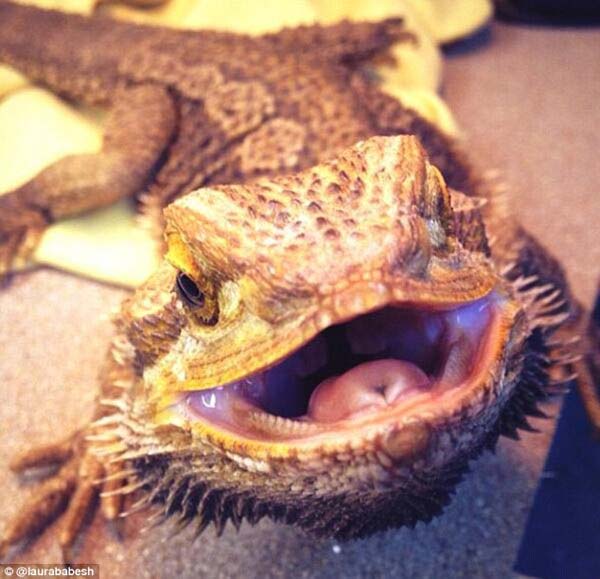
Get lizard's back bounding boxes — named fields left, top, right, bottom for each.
left=0, top=1, right=252, bottom=104
left=0, top=0, right=475, bottom=214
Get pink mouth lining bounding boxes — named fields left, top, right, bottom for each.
left=181, top=293, right=497, bottom=438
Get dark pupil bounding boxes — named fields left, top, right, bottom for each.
left=176, top=273, right=205, bottom=307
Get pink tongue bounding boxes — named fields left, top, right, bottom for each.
left=307, top=359, right=431, bottom=423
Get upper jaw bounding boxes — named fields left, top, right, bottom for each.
left=144, top=263, right=500, bottom=403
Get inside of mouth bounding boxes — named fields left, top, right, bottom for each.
left=181, top=293, right=498, bottom=438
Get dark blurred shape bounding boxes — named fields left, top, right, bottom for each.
left=443, top=27, right=492, bottom=56
left=495, top=0, right=600, bottom=24
left=514, top=386, right=600, bottom=579
left=592, top=285, right=600, bottom=329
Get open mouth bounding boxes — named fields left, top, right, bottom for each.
left=179, top=292, right=502, bottom=441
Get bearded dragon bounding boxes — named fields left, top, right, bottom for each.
left=0, top=0, right=598, bottom=563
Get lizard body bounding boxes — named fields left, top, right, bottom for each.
left=0, top=0, right=469, bottom=265
left=0, top=0, right=597, bottom=562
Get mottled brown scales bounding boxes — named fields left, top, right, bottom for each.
left=164, top=138, right=488, bottom=303
left=0, top=0, right=597, bottom=565
left=0, top=0, right=429, bottom=266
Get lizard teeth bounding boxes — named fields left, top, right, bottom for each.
left=247, top=411, right=320, bottom=435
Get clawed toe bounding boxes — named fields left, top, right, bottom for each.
left=0, top=462, right=77, bottom=560
left=9, top=436, right=75, bottom=474
left=1, top=434, right=127, bottom=562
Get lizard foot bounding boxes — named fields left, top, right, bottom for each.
left=1, top=433, right=127, bottom=562
left=0, top=190, right=47, bottom=282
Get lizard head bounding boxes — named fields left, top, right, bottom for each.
left=116, top=136, right=537, bottom=537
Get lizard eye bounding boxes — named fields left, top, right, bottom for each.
left=176, top=272, right=205, bottom=307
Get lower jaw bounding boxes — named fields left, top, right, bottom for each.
left=173, top=291, right=507, bottom=444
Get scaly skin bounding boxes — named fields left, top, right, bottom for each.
left=0, top=0, right=595, bottom=563
left=0, top=0, right=428, bottom=267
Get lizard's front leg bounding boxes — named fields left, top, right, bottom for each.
left=0, top=433, right=127, bottom=563
left=0, top=84, right=176, bottom=279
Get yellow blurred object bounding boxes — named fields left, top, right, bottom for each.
left=12, top=0, right=96, bottom=11
left=35, top=199, right=160, bottom=287
left=104, top=0, right=317, bottom=31
left=0, top=87, right=159, bottom=286
left=0, top=0, right=486, bottom=287
left=0, top=88, right=102, bottom=193
left=404, top=0, right=493, bottom=45
left=0, top=67, right=28, bottom=99
left=312, top=0, right=442, bottom=91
